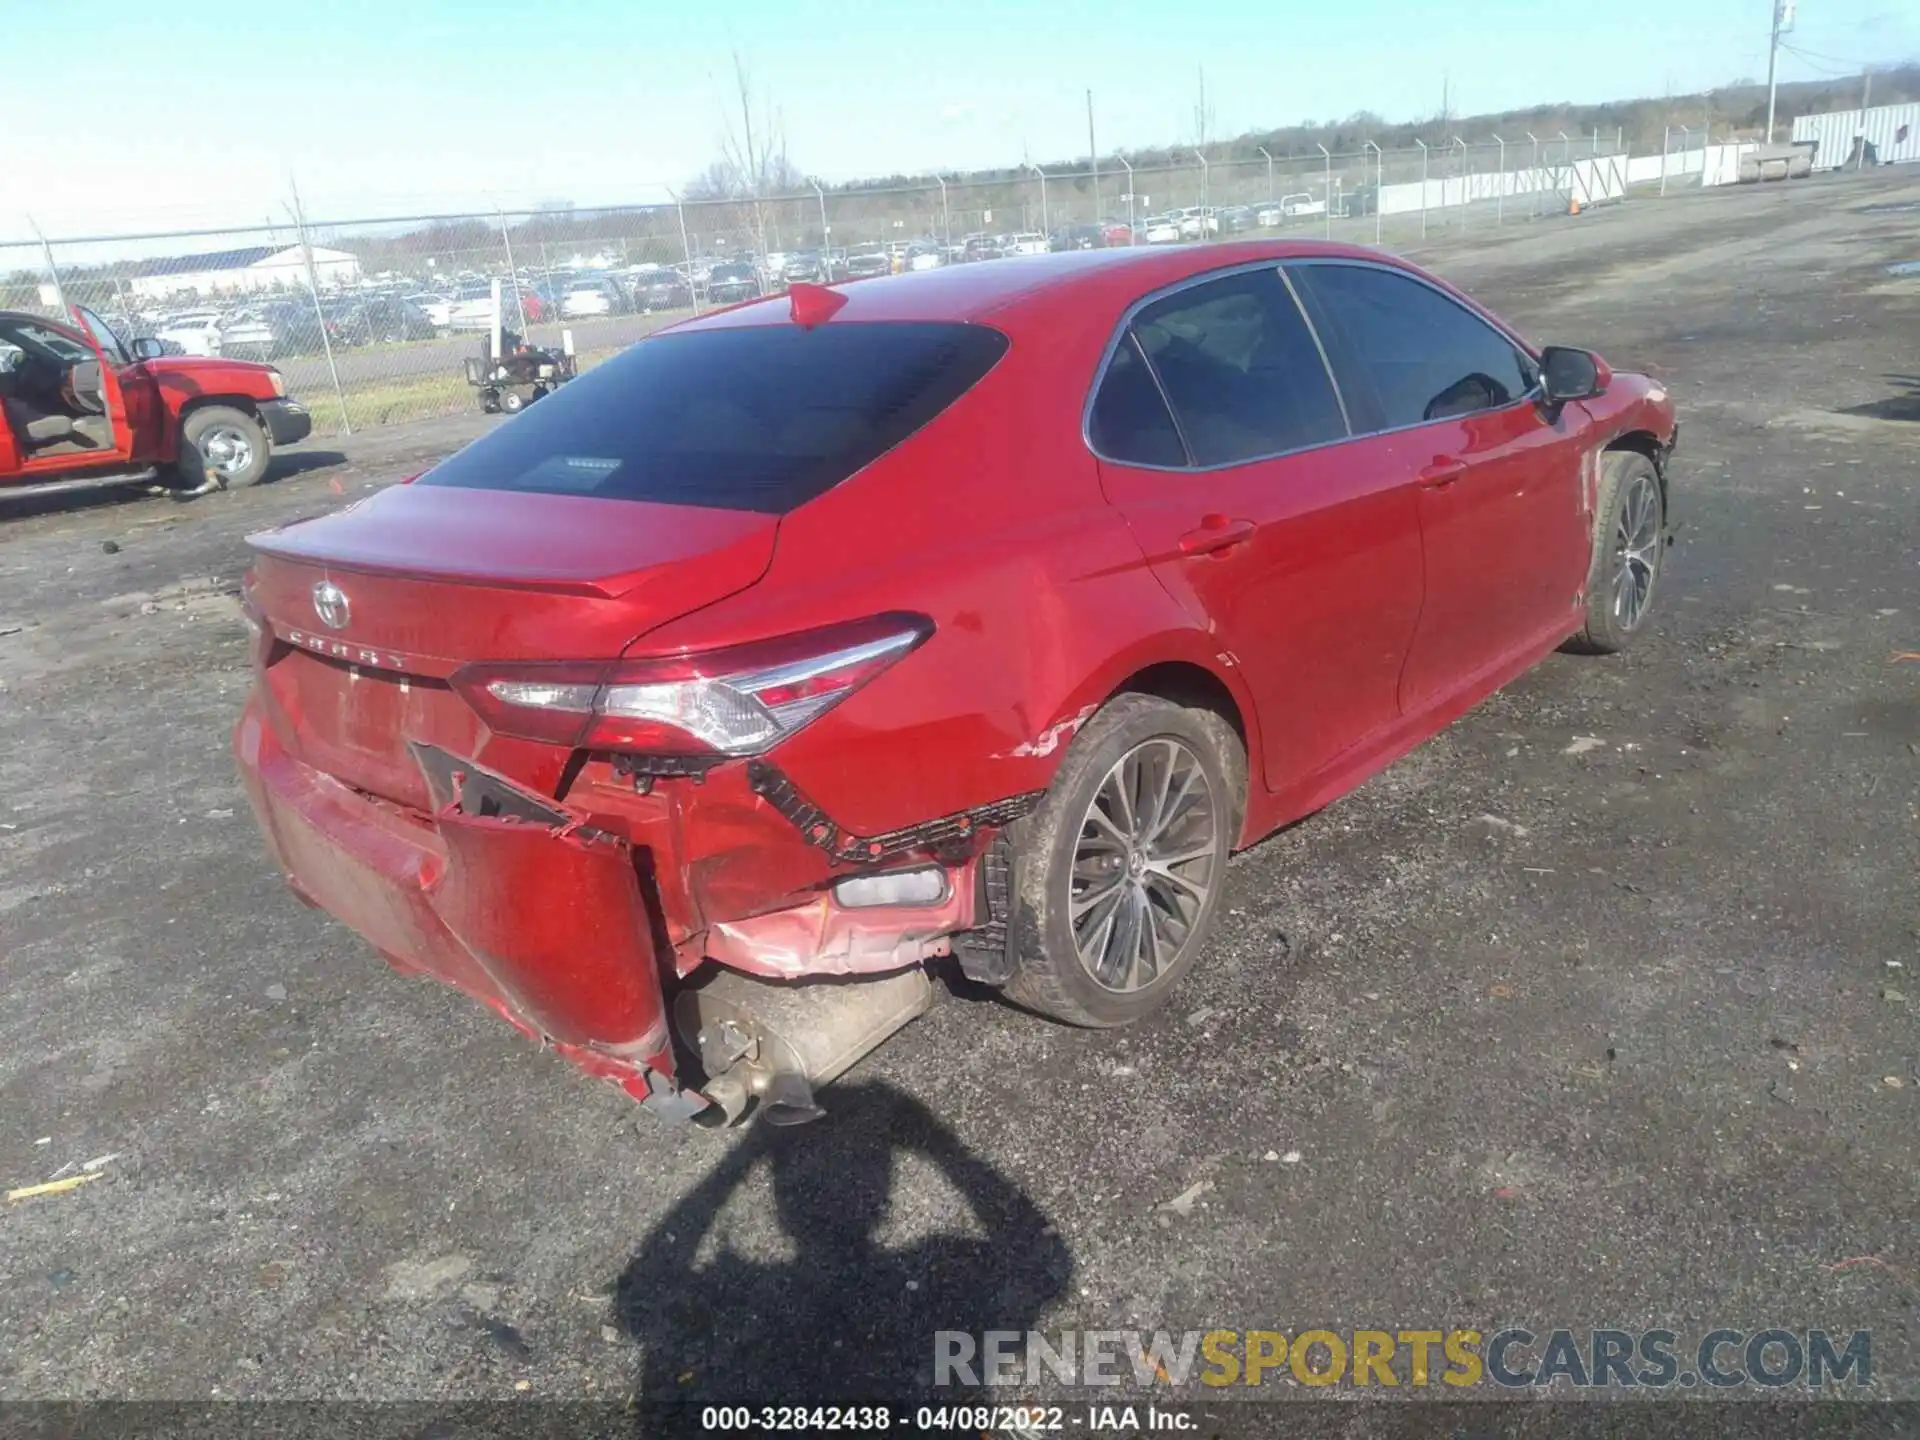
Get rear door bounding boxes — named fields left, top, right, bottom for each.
left=1091, top=265, right=1426, bottom=794
left=1289, top=261, right=1590, bottom=711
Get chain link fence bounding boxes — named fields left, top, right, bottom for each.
left=5, top=129, right=1670, bottom=440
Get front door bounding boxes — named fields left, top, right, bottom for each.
left=75, top=305, right=162, bottom=465
left=1090, top=265, right=1426, bottom=794
left=1289, top=261, right=1592, bottom=710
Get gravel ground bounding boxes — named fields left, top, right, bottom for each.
left=1, top=169, right=1917, bottom=1423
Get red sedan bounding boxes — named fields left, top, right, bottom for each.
left=234, top=242, right=1676, bottom=1126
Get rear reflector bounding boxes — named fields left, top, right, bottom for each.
left=452, top=613, right=931, bottom=757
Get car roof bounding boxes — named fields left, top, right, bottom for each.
left=664, top=240, right=1405, bottom=331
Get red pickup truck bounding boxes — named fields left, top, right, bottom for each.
left=1, top=305, right=312, bottom=501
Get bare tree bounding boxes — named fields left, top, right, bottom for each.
left=685, top=51, right=803, bottom=257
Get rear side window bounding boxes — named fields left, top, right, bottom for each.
left=1126, top=268, right=1346, bottom=466
left=418, top=322, right=1008, bottom=512
left=1088, top=334, right=1187, bottom=467
left=1292, top=263, right=1535, bottom=431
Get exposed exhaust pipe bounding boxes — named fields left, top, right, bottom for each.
left=674, top=966, right=935, bottom=1126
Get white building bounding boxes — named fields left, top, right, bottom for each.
left=121, top=244, right=363, bottom=302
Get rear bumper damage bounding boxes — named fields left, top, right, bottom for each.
left=233, top=698, right=994, bottom=1124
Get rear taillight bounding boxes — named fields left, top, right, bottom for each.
left=451, top=614, right=931, bottom=757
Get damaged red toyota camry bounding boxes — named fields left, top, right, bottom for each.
left=234, top=242, right=1676, bottom=1126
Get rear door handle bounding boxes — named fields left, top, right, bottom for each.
left=1419, top=457, right=1469, bottom=489
left=1178, top=517, right=1256, bottom=555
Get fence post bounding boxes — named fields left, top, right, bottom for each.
left=1363, top=141, right=1382, bottom=244
left=1317, top=144, right=1332, bottom=238
left=937, top=175, right=950, bottom=250
left=1118, top=158, right=1135, bottom=242
left=1415, top=140, right=1428, bottom=238
left=494, top=207, right=528, bottom=335
left=1257, top=146, right=1275, bottom=205
left=1025, top=164, right=1050, bottom=238
left=1660, top=125, right=1670, bottom=195
left=671, top=194, right=701, bottom=312
left=1191, top=152, right=1210, bottom=237
left=29, top=220, right=68, bottom=318
left=809, top=181, right=830, bottom=268
left=1493, top=136, right=1506, bottom=224
left=288, top=181, right=351, bottom=436
left=1527, top=132, right=1540, bottom=217
left=1450, top=136, right=1466, bottom=223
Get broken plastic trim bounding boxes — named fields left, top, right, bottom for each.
left=745, top=760, right=1044, bottom=866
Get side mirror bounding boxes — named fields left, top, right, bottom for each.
left=1539, top=345, right=1608, bottom=404
left=130, top=336, right=166, bottom=361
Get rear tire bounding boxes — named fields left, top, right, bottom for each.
left=1003, top=694, right=1243, bottom=1028
left=1564, top=450, right=1666, bottom=655
left=177, top=405, right=271, bottom=491
left=500, top=389, right=527, bottom=414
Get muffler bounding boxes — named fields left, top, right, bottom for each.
left=674, top=965, right=935, bottom=1127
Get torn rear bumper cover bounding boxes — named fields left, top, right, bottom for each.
left=233, top=705, right=709, bottom=1123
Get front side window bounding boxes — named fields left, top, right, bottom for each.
left=1292, top=263, right=1535, bottom=431
left=1125, top=268, right=1347, bottom=467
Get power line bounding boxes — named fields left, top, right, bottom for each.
left=1778, top=43, right=1870, bottom=78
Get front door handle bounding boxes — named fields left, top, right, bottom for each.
left=1179, top=516, right=1256, bottom=556
left=1419, top=457, right=1469, bottom=489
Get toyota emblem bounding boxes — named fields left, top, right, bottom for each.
left=311, top=580, right=351, bottom=630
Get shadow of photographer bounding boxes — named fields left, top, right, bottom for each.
left=614, top=1080, right=1071, bottom=1412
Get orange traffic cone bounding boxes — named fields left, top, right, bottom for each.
left=1568, top=197, right=1582, bottom=216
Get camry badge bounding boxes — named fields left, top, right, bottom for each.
left=312, top=580, right=351, bottom=630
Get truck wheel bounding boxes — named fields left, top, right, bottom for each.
left=1564, top=450, right=1666, bottom=655
left=179, top=406, right=271, bottom=490
left=1003, top=694, right=1243, bottom=1028
left=500, top=389, right=527, bottom=414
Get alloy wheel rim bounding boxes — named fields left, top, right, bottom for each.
left=200, top=426, right=254, bottom=478
left=1069, top=737, right=1218, bottom=993
left=1610, top=473, right=1661, bottom=630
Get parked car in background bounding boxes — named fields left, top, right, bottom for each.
left=407, top=293, right=454, bottom=328
left=706, top=263, right=763, bottom=303
left=1218, top=206, right=1256, bottom=234
left=961, top=234, right=1002, bottom=262
left=1101, top=221, right=1135, bottom=247
left=156, top=310, right=225, bottom=357
left=844, top=247, right=891, bottom=279
left=230, top=241, right=1676, bottom=1128
left=1279, top=192, right=1327, bottom=217
left=1050, top=224, right=1105, bottom=252
left=1143, top=215, right=1182, bottom=244
left=324, top=296, right=436, bottom=346
left=783, top=251, right=830, bottom=285
left=1007, top=232, right=1050, bottom=256
left=3, top=304, right=309, bottom=499
left=631, top=269, right=694, bottom=313
left=1176, top=207, right=1220, bottom=239
left=561, top=277, right=625, bottom=319
left=905, top=244, right=946, bottom=272
left=220, top=303, right=330, bottom=362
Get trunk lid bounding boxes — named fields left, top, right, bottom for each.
left=247, top=484, right=778, bottom=809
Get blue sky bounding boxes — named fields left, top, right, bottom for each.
left=4, top=0, right=1912, bottom=237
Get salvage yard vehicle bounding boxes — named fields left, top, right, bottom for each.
left=2, top=306, right=311, bottom=499
left=233, top=244, right=1676, bottom=1127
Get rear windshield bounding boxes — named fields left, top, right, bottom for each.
left=417, top=321, right=1009, bottom=513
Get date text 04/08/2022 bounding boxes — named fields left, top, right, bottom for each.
left=697, top=1404, right=1197, bottom=1432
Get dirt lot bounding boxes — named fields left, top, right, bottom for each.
left=2, top=171, right=1917, bottom=1417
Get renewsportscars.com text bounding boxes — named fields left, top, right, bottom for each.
left=934, top=1327, right=1873, bottom=1390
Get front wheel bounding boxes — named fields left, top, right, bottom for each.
left=177, top=405, right=271, bottom=491
left=1003, top=695, right=1243, bottom=1027
left=1565, top=450, right=1666, bottom=654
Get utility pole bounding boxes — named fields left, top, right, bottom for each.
left=1087, top=89, right=1100, bottom=223
left=1764, top=0, right=1794, bottom=144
